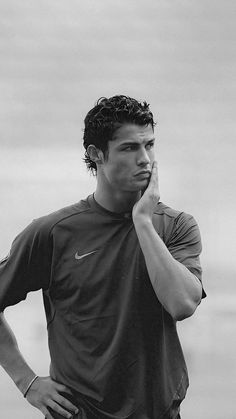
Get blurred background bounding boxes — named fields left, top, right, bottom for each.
left=0, top=0, right=235, bottom=418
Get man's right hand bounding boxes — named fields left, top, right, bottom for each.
left=26, top=376, right=79, bottom=419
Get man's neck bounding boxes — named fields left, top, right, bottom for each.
left=94, top=188, right=141, bottom=214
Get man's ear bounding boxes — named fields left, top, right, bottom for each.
left=87, top=145, right=105, bottom=165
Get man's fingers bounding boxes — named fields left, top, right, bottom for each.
left=152, top=160, right=158, bottom=172
left=54, top=393, right=79, bottom=415
left=54, top=382, right=73, bottom=395
left=47, top=399, right=74, bottom=419
left=42, top=407, right=54, bottom=419
left=147, top=161, right=159, bottom=189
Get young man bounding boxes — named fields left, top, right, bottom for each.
left=0, top=95, right=205, bottom=419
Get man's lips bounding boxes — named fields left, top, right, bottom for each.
left=134, top=170, right=151, bottom=177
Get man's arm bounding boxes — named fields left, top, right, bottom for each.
left=132, top=161, right=202, bottom=321
left=0, top=312, right=79, bottom=419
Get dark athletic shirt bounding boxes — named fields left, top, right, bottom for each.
left=0, top=195, right=205, bottom=418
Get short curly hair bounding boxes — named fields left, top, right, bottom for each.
left=83, top=95, right=155, bottom=174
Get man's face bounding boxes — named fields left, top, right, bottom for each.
left=100, top=123, right=156, bottom=192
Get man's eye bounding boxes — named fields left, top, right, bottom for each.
left=123, top=146, right=134, bottom=151
left=146, top=143, right=154, bottom=150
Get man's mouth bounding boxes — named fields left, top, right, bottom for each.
left=134, top=170, right=151, bottom=177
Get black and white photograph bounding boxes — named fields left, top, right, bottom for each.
left=0, top=1, right=235, bottom=418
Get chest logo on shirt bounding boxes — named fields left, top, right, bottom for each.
left=75, top=250, right=98, bottom=260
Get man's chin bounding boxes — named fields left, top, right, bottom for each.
left=120, top=178, right=149, bottom=193
left=137, top=178, right=149, bottom=189
left=132, top=179, right=149, bottom=192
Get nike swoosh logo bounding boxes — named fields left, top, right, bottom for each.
left=75, top=250, right=98, bottom=260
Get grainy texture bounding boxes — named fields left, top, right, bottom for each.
left=0, top=1, right=236, bottom=417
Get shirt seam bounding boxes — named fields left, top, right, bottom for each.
left=160, top=371, right=188, bottom=418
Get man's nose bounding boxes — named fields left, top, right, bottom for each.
left=137, top=147, right=150, bottom=166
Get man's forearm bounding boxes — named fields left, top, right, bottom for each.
left=0, top=312, right=36, bottom=395
left=133, top=216, right=202, bottom=321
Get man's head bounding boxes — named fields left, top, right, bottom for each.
left=83, top=95, right=155, bottom=175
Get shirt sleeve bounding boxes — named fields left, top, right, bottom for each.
left=0, top=219, right=52, bottom=311
left=167, top=212, right=206, bottom=298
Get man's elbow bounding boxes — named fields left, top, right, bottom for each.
left=171, top=297, right=201, bottom=321
left=174, top=281, right=203, bottom=321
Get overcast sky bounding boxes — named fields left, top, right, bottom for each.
left=0, top=0, right=236, bottom=283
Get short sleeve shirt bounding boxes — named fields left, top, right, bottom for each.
left=0, top=196, right=205, bottom=418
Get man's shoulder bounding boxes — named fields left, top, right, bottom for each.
left=28, top=197, right=91, bottom=236
left=152, top=202, right=197, bottom=242
left=154, top=202, right=183, bottom=219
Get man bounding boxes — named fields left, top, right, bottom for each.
left=0, top=95, right=205, bottom=419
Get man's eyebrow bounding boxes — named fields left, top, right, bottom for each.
left=118, top=138, right=156, bottom=146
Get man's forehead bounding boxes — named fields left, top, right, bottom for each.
left=112, top=123, right=154, bottom=142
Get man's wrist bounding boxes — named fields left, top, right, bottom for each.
left=133, top=213, right=153, bottom=227
left=23, top=375, right=39, bottom=398
left=14, top=370, right=38, bottom=396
